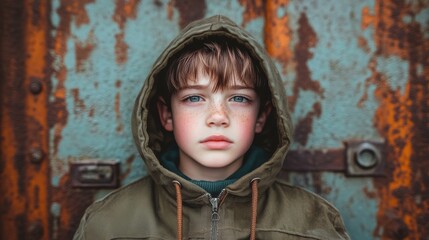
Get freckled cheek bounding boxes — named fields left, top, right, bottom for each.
left=232, top=114, right=258, bottom=142
left=172, top=111, right=200, bottom=143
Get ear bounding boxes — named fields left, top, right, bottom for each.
left=157, top=97, right=174, bottom=131
left=255, top=102, right=272, bottom=133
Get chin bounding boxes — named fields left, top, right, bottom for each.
left=199, top=157, right=241, bottom=169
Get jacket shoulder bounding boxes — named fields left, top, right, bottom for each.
left=73, top=176, right=158, bottom=240
left=257, top=179, right=350, bottom=240
left=271, top=179, right=340, bottom=211
left=87, top=176, right=153, bottom=213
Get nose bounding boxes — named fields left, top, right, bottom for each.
left=206, top=102, right=230, bottom=127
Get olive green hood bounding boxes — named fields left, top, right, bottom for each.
left=75, top=15, right=350, bottom=240
left=132, top=15, right=293, bottom=200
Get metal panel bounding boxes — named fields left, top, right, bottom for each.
left=1, top=0, right=428, bottom=239
left=0, top=0, right=51, bottom=239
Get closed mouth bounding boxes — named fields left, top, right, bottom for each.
left=200, top=135, right=233, bottom=143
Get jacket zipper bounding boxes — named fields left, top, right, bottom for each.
left=209, top=190, right=226, bottom=240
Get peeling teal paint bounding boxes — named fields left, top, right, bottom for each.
left=416, top=8, right=429, bottom=38
left=321, top=173, right=379, bottom=240
left=50, top=0, right=61, bottom=28
left=205, top=0, right=244, bottom=25
left=51, top=175, right=61, bottom=187
left=284, top=0, right=381, bottom=237
left=50, top=202, right=61, bottom=217
left=47, top=0, right=419, bottom=238
left=50, top=0, right=181, bottom=186
left=285, top=0, right=380, bottom=150
left=277, top=5, right=288, bottom=18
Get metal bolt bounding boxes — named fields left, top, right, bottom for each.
left=30, top=148, right=44, bottom=164
left=29, top=79, right=43, bottom=94
left=354, top=142, right=380, bottom=169
left=346, top=140, right=385, bottom=176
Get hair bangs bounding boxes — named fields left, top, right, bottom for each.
left=167, top=41, right=260, bottom=93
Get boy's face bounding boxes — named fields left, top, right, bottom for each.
left=158, top=72, right=271, bottom=181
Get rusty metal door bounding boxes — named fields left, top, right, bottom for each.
left=1, top=0, right=428, bottom=239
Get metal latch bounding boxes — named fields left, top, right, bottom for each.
left=70, top=160, right=120, bottom=188
left=283, top=140, right=386, bottom=177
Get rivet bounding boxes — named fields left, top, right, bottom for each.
left=29, top=79, right=43, bottom=94
left=30, top=148, right=44, bottom=164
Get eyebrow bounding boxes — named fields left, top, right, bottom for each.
left=177, top=85, right=207, bottom=91
left=228, top=85, right=255, bottom=90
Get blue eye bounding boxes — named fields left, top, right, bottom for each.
left=231, top=96, right=248, bottom=102
left=186, top=96, right=202, bottom=102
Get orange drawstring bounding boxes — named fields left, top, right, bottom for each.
left=250, top=178, right=260, bottom=240
left=173, top=181, right=183, bottom=240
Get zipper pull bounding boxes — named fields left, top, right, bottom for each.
left=210, top=197, right=219, bottom=214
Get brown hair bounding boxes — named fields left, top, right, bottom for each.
left=162, top=37, right=271, bottom=105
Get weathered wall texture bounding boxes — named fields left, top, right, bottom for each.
left=1, top=0, right=428, bottom=239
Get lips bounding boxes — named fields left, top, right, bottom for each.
left=200, top=135, right=233, bottom=143
left=200, top=135, right=233, bottom=149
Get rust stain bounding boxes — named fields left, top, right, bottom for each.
left=358, top=36, right=371, bottom=54
left=1, top=73, right=27, bottom=238
left=369, top=57, right=420, bottom=239
left=115, top=79, right=122, bottom=88
left=115, top=80, right=123, bottom=133
left=71, top=88, right=86, bottom=114
left=1, top=0, right=51, bottom=238
left=358, top=58, right=375, bottom=108
left=362, top=1, right=429, bottom=238
left=363, top=186, right=377, bottom=199
left=361, top=6, right=376, bottom=31
left=366, top=1, right=429, bottom=59
left=113, top=0, right=141, bottom=64
left=27, top=0, right=50, bottom=237
left=113, top=0, right=140, bottom=29
left=238, top=0, right=265, bottom=26
left=75, top=30, right=96, bottom=72
left=61, top=0, right=93, bottom=27
left=167, top=0, right=174, bottom=20
left=114, top=33, right=128, bottom=64
left=294, top=102, right=321, bottom=146
left=291, top=13, right=324, bottom=110
left=88, top=106, right=95, bottom=117
left=294, top=13, right=321, bottom=90
left=49, top=98, right=68, bottom=157
left=168, top=0, right=206, bottom=29
left=263, top=0, right=293, bottom=70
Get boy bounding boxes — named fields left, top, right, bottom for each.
left=74, top=15, right=350, bottom=239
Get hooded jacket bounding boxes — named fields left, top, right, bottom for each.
left=73, top=15, right=350, bottom=240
